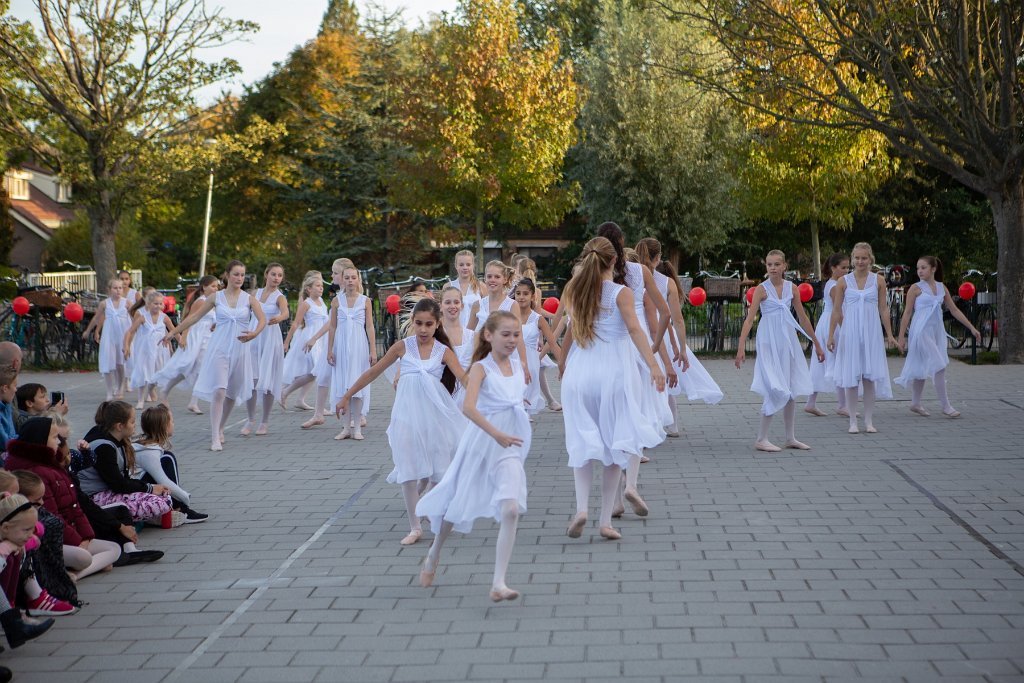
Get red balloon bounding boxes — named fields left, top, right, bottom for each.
left=745, top=286, right=756, bottom=304
left=798, top=282, right=814, bottom=303
left=12, top=296, right=30, bottom=316
left=63, top=302, right=84, bottom=323
left=163, top=295, right=176, bottom=314
left=542, top=297, right=559, bottom=314
left=688, top=287, right=707, bottom=307
left=385, top=294, right=401, bottom=315
left=958, top=282, right=976, bottom=300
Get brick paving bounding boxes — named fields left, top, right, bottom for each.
left=7, top=358, right=1024, bottom=682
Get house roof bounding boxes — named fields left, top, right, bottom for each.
left=8, top=183, right=76, bottom=237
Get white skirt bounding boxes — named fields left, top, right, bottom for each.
left=385, top=373, right=466, bottom=484
left=254, top=324, right=285, bottom=399
left=676, top=347, right=724, bottom=404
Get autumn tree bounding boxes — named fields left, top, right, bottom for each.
left=390, top=0, right=580, bottom=264
left=0, top=0, right=259, bottom=284
left=665, top=0, right=1024, bottom=361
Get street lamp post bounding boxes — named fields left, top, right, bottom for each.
left=198, top=139, right=217, bottom=276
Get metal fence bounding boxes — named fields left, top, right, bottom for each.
left=27, top=269, right=143, bottom=293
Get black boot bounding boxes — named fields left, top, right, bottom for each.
left=1, top=608, right=54, bottom=648
left=0, top=665, right=10, bottom=682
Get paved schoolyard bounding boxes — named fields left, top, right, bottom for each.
left=7, top=358, right=1024, bottom=683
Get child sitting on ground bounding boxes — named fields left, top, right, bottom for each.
left=0, top=489, right=56, bottom=649
left=0, top=368, right=18, bottom=455
left=133, top=405, right=208, bottom=524
left=13, top=383, right=68, bottom=431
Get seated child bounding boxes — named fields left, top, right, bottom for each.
left=0, top=487, right=57, bottom=649
left=14, top=383, right=68, bottom=431
left=0, top=367, right=17, bottom=455
left=133, top=406, right=208, bottom=523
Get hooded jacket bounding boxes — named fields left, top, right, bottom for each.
left=78, top=425, right=153, bottom=497
left=4, top=439, right=95, bottom=546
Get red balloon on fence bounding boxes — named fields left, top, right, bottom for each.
left=745, top=286, right=756, bottom=305
left=385, top=294, right=401, bottom=315
left=542, top=297, right=559, bottom=314
left=12, top=297, right=30, bottom=316
left=958, top=282, right=976, bottom=300
left=688, top=287, right=707, bottom=307
left=163, top=295, right=176, bottom=314
left=63, top=302, right=84, bottom=323
left=798, top=282, right=814, bottom=303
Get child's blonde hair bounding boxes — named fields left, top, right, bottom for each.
left=472, top=310, right=520, bottom=363
left=11, top=470, right=42, bottom=497
left=138, top=404, right=172, bottom=447
left=0, top=492, right=31, bottom=525
left=332, top=258, right=363, bottom=293
left=453, top=250, right=482, bottom=295
left=0, top=471, right=17, bottom=494
left=130, top=286, right=158, bottom=315
left=484, top=260, right=512, bottom=286
left=562, top=237, right=617, bottom=347
left=852, top=242, right=875, bottom=263
left=301, top=271, right=323, bottom=300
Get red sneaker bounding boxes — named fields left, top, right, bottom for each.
left=26, top=590, right=78, bottom=617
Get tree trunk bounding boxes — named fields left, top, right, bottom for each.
left=990, top=176, right=1024, bottom=364
left=475, top=208, right=484, bottom=267
left=810, top=219, right=821, bottom=280
left=88, top=195, right=118, bottom=291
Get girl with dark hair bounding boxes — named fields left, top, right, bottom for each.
left=243, top=263, right=289, bottom=436
left=512, top=279, right=561, bottom=416
left=805, top=253, right=850, bottom=417
left=336, top=298, right=468, bottom=546
left=895, top=256, right=979, bottom=417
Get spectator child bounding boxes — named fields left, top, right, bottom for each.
left=133, top=405, right=208, bottom=523
left=0, top=490, right=55, bottom=648
left=0, top=367, right=17, bottom=454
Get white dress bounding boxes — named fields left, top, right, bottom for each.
left=448, top=279, right=483, bottom=330
left=251, top=288, right=285, bottom=400
left=833, top=273, right=893, bottom=399
left=192, top=291, right=256, bottom=402
left=562, top=280, right=663, bottom=469
left=653, top=270, right=724, bottom=404
left=385, top=337, right=467, bottom=484
left=751, top=281, right=814, bottom=416
left=155, top=296, right=215, bottom=391
left=416, top=354, right=530, bottom=533
left=281, top=298, right=329, bottom=385
left=329, top=294, right=372, bottom=414
left=810, top=279, right=840, bottom=393
left=128, top=311, right=170, bottom=389
left=520, top=310, right=545, bottom=414
left=450, top=325, right=476, bottom=408
left=98, top=297, right=131, bottom=374
left=625, top=262, right=672, bottom=434
left=895, top=281, right=949, bottom=386
left=473, top=295, right=514, bottom=331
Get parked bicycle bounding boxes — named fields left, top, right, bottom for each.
left=946, top=269, right=997, bottom=351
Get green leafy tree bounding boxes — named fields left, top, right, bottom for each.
left=389, top=0, right=580, bottom=265
left=574, top=0, right=741, bottom=261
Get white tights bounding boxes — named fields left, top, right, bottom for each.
left=666, top=394, right=679, bottom=431
left=209, top=388, right=236, bottom=444
left=911, top=370, right=953, bottom=412
left=401, top=479, right=429, bottom=533
left=846, top=379, right=876, bottom=430
left=246, top=391, right=276, bottom=426
left=425, top=499, right=519, bottom=591
left=103, top=368, right=125, bottom=399
left=573, top=462, right=622, bottom=528
left=757, top=399, right=797, bottom=444
left=538, top=368, right=556, bottom=404
left=159, top=375, right=201, bottom=410
left=64, top=539, right=122, bottom=579
left=806, top=387, right=847, bottom=411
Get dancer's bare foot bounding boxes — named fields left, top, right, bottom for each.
left=419, top=556, right=437, bottom=588
left=400, top=529, right=423, bottom=546
left=547, top=400, right=562, bottom=412
left=255, top=424, right=268, bottom=436
left=848, top=425, right=860, bottom=434
left=837, top=408, right=860, bottom=418
left=942, top=408, right=961, bottom=418
left=301, top=416, right=324, bottom=429
left=623, top=489, right=649, bottom=517
left=865, top=425, right=878, bottom=433
left=639, top=454, right=650, bottom=464
left=334, top=427, right=351, bottom=440
left=219, top=431, right=226, bottom=444
left=784, top=440, right=812, bottom=450
left=297, top=401, right=314, bottom=411
left=187, top=404, right=203, bottom=415
left=804, top=406, right=827, bottom=417
left=566, top=512, right=587, bottom=538
left=278, top=397, right=289, bottom=413
left=489, top=586, right=520, bottom=602
left=240, top=421, right=254, bottom=436
left=909, top=405, right=930, bottom=417
left=210, top=440, right=223, bottom=452
left=611, top=503, right=625, bottom=519
left=352, top=430, right=365, bottom=441
left=755, top=440, right=782, bottom=452
left=599, top=526, right=622, bottom=540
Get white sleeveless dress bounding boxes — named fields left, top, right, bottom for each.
left=385, top=337, right=467, bottom=484
left=281, top=298, right=329, bottom=385
left=653, top=270, right=724, bottom=404
left=751, top=281, right=814, bottom=415
left=448, top=279, right=483, bottom=330
left=155, top=295, right=215, bottom=391
left=449, top=325, right=476, bottom=408
left=98, top=297, right=131, bottom=374
left=416, top=354, right=530, bottom=533
left=520, top=310, right=545, bottom=414
left=473, top=295, right=514, bottom=331
left=810, top=279, right=839, bottom=393
left=895, top=281, right=949, bottom=386
left=833, top=273, right=893, bottom=398
left=128, top=311, right=170, bottom=389
left=625, top=262, right=672, bottom=434
left=193, top=291, right=256, bottom=402
left=329, top=294, right=372, bottom=413
left=562, top=280, right=664, bottom=468
left=250, top=288, right=285, bottom=400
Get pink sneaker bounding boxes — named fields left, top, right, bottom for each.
left=26, top=590, right=78, bottom=617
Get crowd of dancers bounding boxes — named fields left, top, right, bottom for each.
left=82, top=227, right=979, bottom=601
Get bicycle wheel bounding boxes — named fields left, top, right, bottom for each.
left=976, top=306, right=995, bottom=352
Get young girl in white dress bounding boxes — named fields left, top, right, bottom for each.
left=468, top=260, right=533, bottom=384
left=447, top=250, right=482, bottom=330
left=243, top=264, right=289, bottom=436
left=124, top=290, right=174, bottom=410
left=805, top=254, right=850, bottom=417
left=163, top=260, right=266, bottom=451
left=560, top=236, right=665, bottom=542
left=512, top=258, right=562, bottom=411
left=155, top=275, right=220, bottom=415
left=118, top=270, right=139, bottom=309
left=319, top=267, right=375, bottom=439
left=736, top=250, right=825, bottom=452
left=512, top=279, right=560, bottom=416
left=416, top=310, right=531, bottom=602
left=440, top=286, right=475, bottom=407
left=83, top=278, right=131, bottom=400
left=280, top=272, right=329, bottom=412
left=895, top=256, right=979, bottom=417
left=337, top=298, right=467, bottom=546
left=827, top=242, right=897, bottom=434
